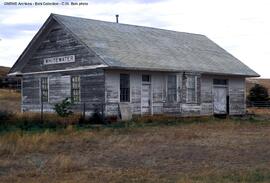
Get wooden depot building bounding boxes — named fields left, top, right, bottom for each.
left=9, top=14, right=259, bottom=118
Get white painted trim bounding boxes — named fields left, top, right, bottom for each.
left=48, top=76, right=50, bottom=103
left=212, top=78, right=229, bottom=115
left=150, top=75, right=153, bottom=115
left=119, top=73, right=131, bottom=103
left=70, top=75, right=81, bottom=103
left=140, top=73, right=152, bottom=115
left=104, top=71, right=107, bottom=114
left=21, top=78, right=23, bottom=112
left=166, top=74, right=178, bottom=102
left=165, top=75, right=168, bottom=101
left=195, top=75, right=198, bottom=103
left=9, top=64, right=108, bottom=76
left=176, top=73, right=179, bottom=102
left=40, top=77, right=49, bottom=104
left=186, top=75, right=198, bottom=104
left=39, top=78, right=42, bottom=105
left=140, top=75, right=142, bottom=116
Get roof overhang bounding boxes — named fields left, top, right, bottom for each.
left=104, top=66, right=260, bottom=77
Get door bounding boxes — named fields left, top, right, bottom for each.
left=213, top=86, right=227, bottom=114
left=142, top=84, right=151, bottom=114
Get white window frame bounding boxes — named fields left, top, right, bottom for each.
left=120, top=73, right=130, bottom=102
left=186, top=75, right=197, bottom=103
left=71, top=76, right=81, bottom=103
left=40, top=77, right=49, bottom=103
left=167, top=74, right=177, bottom=102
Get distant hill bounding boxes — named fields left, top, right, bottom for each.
left=0, top=66, right=10, bottom=77
left=246, top=78, right=270, bottom=94
left=0, top=66, right=21, bottom=90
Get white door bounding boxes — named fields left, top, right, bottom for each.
left=213, top=87, right=227, bottom=114
left=142, top=84, right=151, bottom=114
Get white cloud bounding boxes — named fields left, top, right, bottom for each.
left=0, top=0, right=269, bottom=77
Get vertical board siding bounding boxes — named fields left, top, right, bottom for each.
left=105, top=70, right=121, bottom=116
left=79, top=71, right=105, bottom=113
left=229, top=78, right=246, bottom=115
left=130, top=72, right=141, bottom=114
left=200, top=75, right=214, bottom=115
left=181, top=73, right=201, bottom=116
left=152, top=73, right=165, bottom=114
left=22, top=21, right=103, bottom=73
left=22, top=68, right=246, bottom=117
left=22, top=76, right=40, bottom=112
left=22, top=69, right=105, bottom=114
left=49, top=75, right=71, bottom=103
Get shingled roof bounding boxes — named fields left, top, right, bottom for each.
left=10, top=14, right=259, bottom=77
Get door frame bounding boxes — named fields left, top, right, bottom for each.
left=212, top=79, right=229, bottom=115
left=141, top=74, right=152, bottom=115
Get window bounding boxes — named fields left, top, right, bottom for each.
left=213, top=79, right=227, bottom=85
left=187, top=76, right=196, bottom=103
left=167, top=75, right=177, bottom=102
left=71, top=76, right=80, bottom=102
left=41, top=77, right=48, bottom=102
left=142, top=75, right=150, bottom=82
left=120, top=74, right=130, bottom=102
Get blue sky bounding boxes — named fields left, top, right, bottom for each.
left=0, top=0, right=269, bottom=78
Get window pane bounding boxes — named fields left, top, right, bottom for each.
left=167, top=75, right=177, bottom=102
left=71, top=76, right=80, bottom=102
left=120, top=74, right=130, bottom=102
left=187, top=77, right=195, bottom=89
left=187, top=76, right=196, bottom=103
left=41, top=77, right=48, bottom=102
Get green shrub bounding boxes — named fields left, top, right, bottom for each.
left=248, top=84, right=269, bottom=102
left=54, top=98, right=74, bottom=117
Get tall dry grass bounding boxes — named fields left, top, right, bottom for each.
left=0, top=130, right=61, bottom=156
left=0, top=89, right=20, bottom=112
left=0, top=117, right=270, bottom=183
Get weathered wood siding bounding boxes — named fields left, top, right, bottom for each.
left=105, top=70, right=184, bottom=116
left=22, top=75, right=40, bottom=112
left=200, top=75, right=246, bottom=116
left=22, top=69, right=105, bottom=114
left=104, top=70, right=246, bottom=117
left=22, top=20, right=103, bottom=73
left=152, top=73, right=165, bottom=114
left=200, top=75, right=214, bottom=115
left=229, top=77, right=246, bottom=115
left=22, top=68, right=246, bottom=116
left=181, top=73, right=201, bottom=116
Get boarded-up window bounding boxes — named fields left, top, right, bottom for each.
left=187, top=76, right=196, bottom=103
left=71, top=76, right=80, bottom=102
left=167, top=75, right=177, bottom=102
left=120, top=74, right=130, bottom=102
left=41, top=77, right=48, bottom=102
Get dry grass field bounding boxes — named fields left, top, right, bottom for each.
left=1, top=85, right=270, bottom=182
left=0, top=66, right=10, bottom=77
left=0, top=89, right=21, bottom=112
left=0, top=117, right=270, bottom=183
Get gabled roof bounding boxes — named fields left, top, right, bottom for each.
left=10, top=13, right=259, bottom=77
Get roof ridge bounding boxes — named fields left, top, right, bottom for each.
left=52, top=13, right=206, bottom=37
